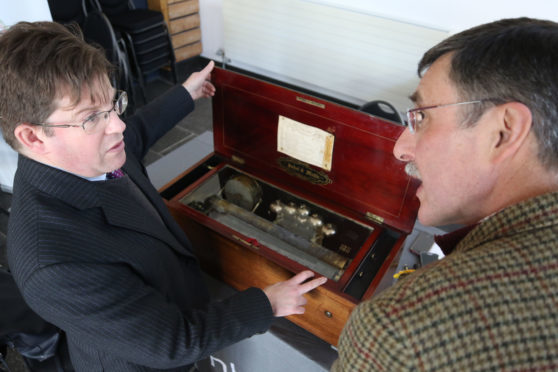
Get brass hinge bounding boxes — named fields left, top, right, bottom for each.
left=365, top=212, right=384, bottom=225
left=296, top=96, right=325, bottom=109
left=231, top=155, right=245, bottom=165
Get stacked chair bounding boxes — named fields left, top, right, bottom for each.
left=47, top=0, right=136, bottom=114
left=95, top=0, right=179, bottom=103
left=82, top=10, right=136, bottom=113
left=47, top=0, right=89, bottom=28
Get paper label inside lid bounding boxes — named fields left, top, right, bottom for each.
left=277, top=115, right=334, bottom=171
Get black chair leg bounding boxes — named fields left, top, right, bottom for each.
left=123, top=32, right=148, bottom=104
left=171, top=61, right=178, bottom=84
left=136, top=73, right=148, bottom=104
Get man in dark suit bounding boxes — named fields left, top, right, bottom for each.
left=332, top=18, right=558, bottom=371
left=1, top=21, right=326, bottom=371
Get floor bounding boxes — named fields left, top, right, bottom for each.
left=138, top=58, right=214, bottom=167
left=0, top=56, right=213, bottom=372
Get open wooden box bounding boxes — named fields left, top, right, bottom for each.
left=161, top=67, right=419, bottom=346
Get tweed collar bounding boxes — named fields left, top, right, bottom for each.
left=451, top=191, right=558, bottom=254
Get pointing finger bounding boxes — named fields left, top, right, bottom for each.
left=298, top=276, right=327, bottom=294
left=289, top=270, right=316, bottom=284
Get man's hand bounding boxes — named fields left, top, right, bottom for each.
left=182, top=60, right=216, bottom=100
left=263, top=270, right=327, bottom=317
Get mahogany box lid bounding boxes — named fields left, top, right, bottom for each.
left=210, top=67, right=419, bottom=233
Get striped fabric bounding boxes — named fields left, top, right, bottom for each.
left=332, top=191, right=558, bottom=371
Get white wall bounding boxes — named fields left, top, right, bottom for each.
left=221, top=0, right=449, bottom=110
left=200, top=0, right=558, bottom=62
left=199, top=0, right=558, bottom=112
left=0, top=0, right=52, bottom=27
left=300, top=0, right=558, bottom=33
left=199, top=0, right=224, bottom=64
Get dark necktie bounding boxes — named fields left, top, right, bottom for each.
left=106, top=168, right=125, bottom=179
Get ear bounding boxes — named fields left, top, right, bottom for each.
left=13, top=123, right=49, bottom=155
left=489, top=102, right=533, bottom=164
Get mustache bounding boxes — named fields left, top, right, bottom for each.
left=405, top=162, right=421, bottom=179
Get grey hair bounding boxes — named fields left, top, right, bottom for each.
left=418, top=17, right=558, bottom=170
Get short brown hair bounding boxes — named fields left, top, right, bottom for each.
left=0, top=21, right=113, bottom=149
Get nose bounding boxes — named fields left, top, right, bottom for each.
left=105, top=111, right=126, bottom=134
left=393, top=127, right=415, bottom=162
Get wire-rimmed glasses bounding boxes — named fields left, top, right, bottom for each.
left=406, top=100, right=488, bottom=133
left=30, top=90, right=128, bottom=134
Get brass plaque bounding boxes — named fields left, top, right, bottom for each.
left=278, top=157, right=332, bottom=185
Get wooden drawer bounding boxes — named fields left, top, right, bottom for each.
left=169, top=213, right=355, bottom=346
left=148, top=0, right=202, bottom=61
left=169, top=13, right=200, bottom=34
left=169, top=0, right=199, bottom=19
left=174, top=42, right=203, bottom=61
left=171, top=28, right=201, bottom=48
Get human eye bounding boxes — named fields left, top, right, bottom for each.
left=82, top=111, right=104, bottom=132
left=415, top=110, right=426, bottom=124
left=408, top=109, right=427, bottom=133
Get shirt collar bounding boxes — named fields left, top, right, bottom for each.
left=88, top=173, right=108, bottom=182
left=40, top=162, right=107, bottom=182
left=434, top=224, right=478, bottom=255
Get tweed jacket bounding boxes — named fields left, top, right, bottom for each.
left=7, top=85, right=273, bottom=371
left=332, top=191, right=558, bottom=371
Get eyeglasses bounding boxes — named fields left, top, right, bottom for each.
left=30, top=91, right=128, bottom=134
left=406, top=99, right=488, bottom=133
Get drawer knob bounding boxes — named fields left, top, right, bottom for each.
left=324, top=310, right=333, bottom=318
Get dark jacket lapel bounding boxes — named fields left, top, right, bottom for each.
left=18, top=154, right=194, bottom=259
left=121, top=150, right=195, bottom=257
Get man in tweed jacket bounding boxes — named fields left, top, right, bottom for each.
left=332, top=18, right=558, bottom=371
left=1, top=22, right=326, bottom=371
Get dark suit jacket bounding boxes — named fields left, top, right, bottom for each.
left=7, top=86, right=273, bottom=371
